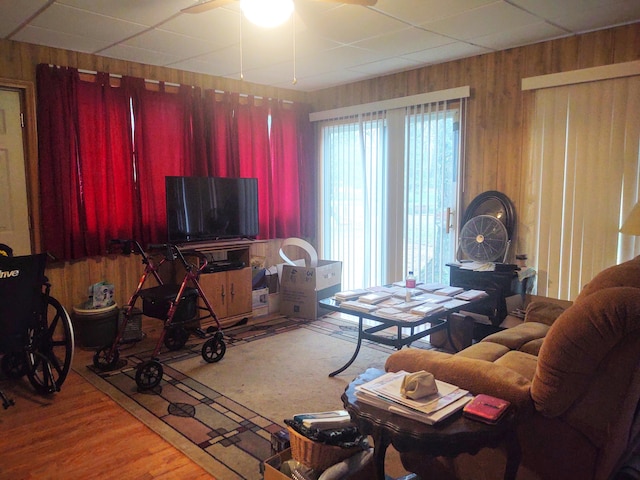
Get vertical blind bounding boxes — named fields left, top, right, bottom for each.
left=523, top=75, right=640, bottom=300
left=315, top=89, right=467, bottom=290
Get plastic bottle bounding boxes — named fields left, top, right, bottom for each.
left=406, top=271, right=416, bottom=289
left=405, top=271, right=416, bottom=302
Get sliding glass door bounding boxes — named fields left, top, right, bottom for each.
left=318, top=100, right=464, bottom=290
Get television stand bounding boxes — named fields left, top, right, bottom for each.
left=176, top=240, right=265, bottom=329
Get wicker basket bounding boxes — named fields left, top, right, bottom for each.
left=287, top=426, right=361, bottom=471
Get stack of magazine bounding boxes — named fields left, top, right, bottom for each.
left=355, top=370, right=472, bottom=425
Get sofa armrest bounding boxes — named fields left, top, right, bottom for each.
left=385, top=349, right=535, bottom=416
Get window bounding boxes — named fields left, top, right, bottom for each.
left=313, top=89, right=468, bottom=290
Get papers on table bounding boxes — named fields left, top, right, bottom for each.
left=355, top=370, right=472, bottom=425
left=455, top=289, right=489, bottom=301
left=434, top=286, right=465, bottom=296
left=333, top=285, right=485, bottom=318
left=335, top=289, right=370, bottom=301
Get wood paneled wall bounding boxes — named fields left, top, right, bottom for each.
left=1, top=23, right=639, bottom=310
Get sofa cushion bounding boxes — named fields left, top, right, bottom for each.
left=525, top=301, right=568, bottom=326
left=532, top=287, right=640, bottom=417
left=520, top=338, right=544, bottom=356
left=480, top=321, right=550, bottom=352
left=454, top=341, right=510, bottom=362
left=494, top=350, right=538, bottom=381
left=575, top=255, right=640, bottom=302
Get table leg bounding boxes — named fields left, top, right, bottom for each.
left=372, top=429, right=391, bottom=480
left=503, top=429, right=521, bottom=480
left=329, top=316, right=364, bottom=377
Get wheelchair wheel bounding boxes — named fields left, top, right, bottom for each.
left=202, top=333, right=226, bottom=363
left=26, top=295, right=74, bottom=395
left=135, top=360, right=163, bottom=390
left=1, top=351, right=28, bottom=379
left=93, top=346, right=120, bottom=371
left=163, top=325, right=189, bottom=351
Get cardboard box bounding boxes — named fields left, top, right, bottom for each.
left=263, top=448, right=293, bottom=480
left=268, top=293, right=280, bottom=314
left=280, top=261, right=341, bottom=320
left=252, top=287, right=269, bottom=308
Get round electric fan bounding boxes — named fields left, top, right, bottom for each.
left=459, top=214, right=509, bottom=263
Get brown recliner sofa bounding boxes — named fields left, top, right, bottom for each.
left=385, top=256, right=640, bottom=480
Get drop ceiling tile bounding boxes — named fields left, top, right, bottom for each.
left=0, top=0, right=48, bottom=37
left=159, top=7, right=240, bottom=45
left=123, top=29, right=218, bottom=58
left=28, top=3, right=148, bottom=45
left=242, top=61, right=298, bottom=87
left=348, top=56, right=422, bottom=76
left=401, top=41, right=491, bottom=65
left=57, top=0, right=196, bottom=26
left=11, top=25, right=114, bottom=52
left=291, top=69, right=367, bottom=92
left=422, top=2, right=543, bottom=41
left=508, top=0, right=631, bottom=22
left=471, top=21, right=568, bottom=50
left=181, top=44, right=242, bottom=75
left=371, top=0, right=497, bottom=25
left=550, top=0, right=640, bottom=32
left=352, top=26, right=453, bottom=57
left=100, top=44, right=183, bottom=66
left=307, top=4, right=408, bottom=44
left=296, top=44, right=381, bottom=74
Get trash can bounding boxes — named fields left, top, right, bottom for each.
left=71, top=302, right=119, bottom=349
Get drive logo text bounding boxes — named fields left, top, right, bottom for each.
left=0, top=269, right=19, bottom=279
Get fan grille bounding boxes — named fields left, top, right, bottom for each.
left=459, top=215, right=509, bottom=262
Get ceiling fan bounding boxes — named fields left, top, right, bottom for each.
left=181, top=0, right=377, bottom=15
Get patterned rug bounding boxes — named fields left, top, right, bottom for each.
left=79, top=313, right=438, bottom=480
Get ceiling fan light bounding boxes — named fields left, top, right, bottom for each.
left=240, top=0, right=294, bottom=28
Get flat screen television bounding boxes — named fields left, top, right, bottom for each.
left=166, top=176, right=259, bottom=243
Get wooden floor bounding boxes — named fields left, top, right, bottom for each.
left=0, top=369, right=214, bottom=480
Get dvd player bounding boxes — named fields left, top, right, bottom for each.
left=203, top=260, right=245, bottom=273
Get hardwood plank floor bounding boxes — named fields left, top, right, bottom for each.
left=0, top=369, right=213, bottom=480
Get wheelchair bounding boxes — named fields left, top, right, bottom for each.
left=92, top=240, right=226, bottom=390
left=0, top=244, right=74, bottom=408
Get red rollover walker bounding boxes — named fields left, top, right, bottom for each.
left=92, top=240, right=226, bottom=390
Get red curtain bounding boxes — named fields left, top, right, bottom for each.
left=204, top=91, right=238, bottom=177
left=235, top=96, right=274, bottom=239
left=76, top=73, right=137, bottom=253
left=36, top=64, right=315, bottom=260
left=36, top=65, right=82, bottom=259
left=132, top=82, right=200, bottom=243
left=269, top=100, right=301, bottom=238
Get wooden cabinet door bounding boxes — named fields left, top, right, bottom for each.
left=198, top=271, right=228, bottom=318
left=226, top=267, right=252, bottom=317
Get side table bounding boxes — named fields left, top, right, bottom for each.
left=342, top=368, right=521, bottom=480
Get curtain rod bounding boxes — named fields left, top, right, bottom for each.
left=75, top=68, right=294, bottom=103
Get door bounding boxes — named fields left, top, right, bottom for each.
left=226, top=267, right=252, bottom=317
left=0, top=88, right=31, bottom=255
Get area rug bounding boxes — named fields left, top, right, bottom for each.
left=78, top=314, right=438, bottom=480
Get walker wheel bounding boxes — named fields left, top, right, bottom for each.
left=202, top=335, right=226, bottom=363
left=1, top=351, right=28, bottom=379
left=164, top=325, right=189, bottom=351
left=93, top=346, right=120, bottom=371
left=135, top=360, right=163, bottom=390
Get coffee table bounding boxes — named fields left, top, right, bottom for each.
left=342, top=368, right=521, bottom=480
left=319, top=293, right=489, bottom=377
